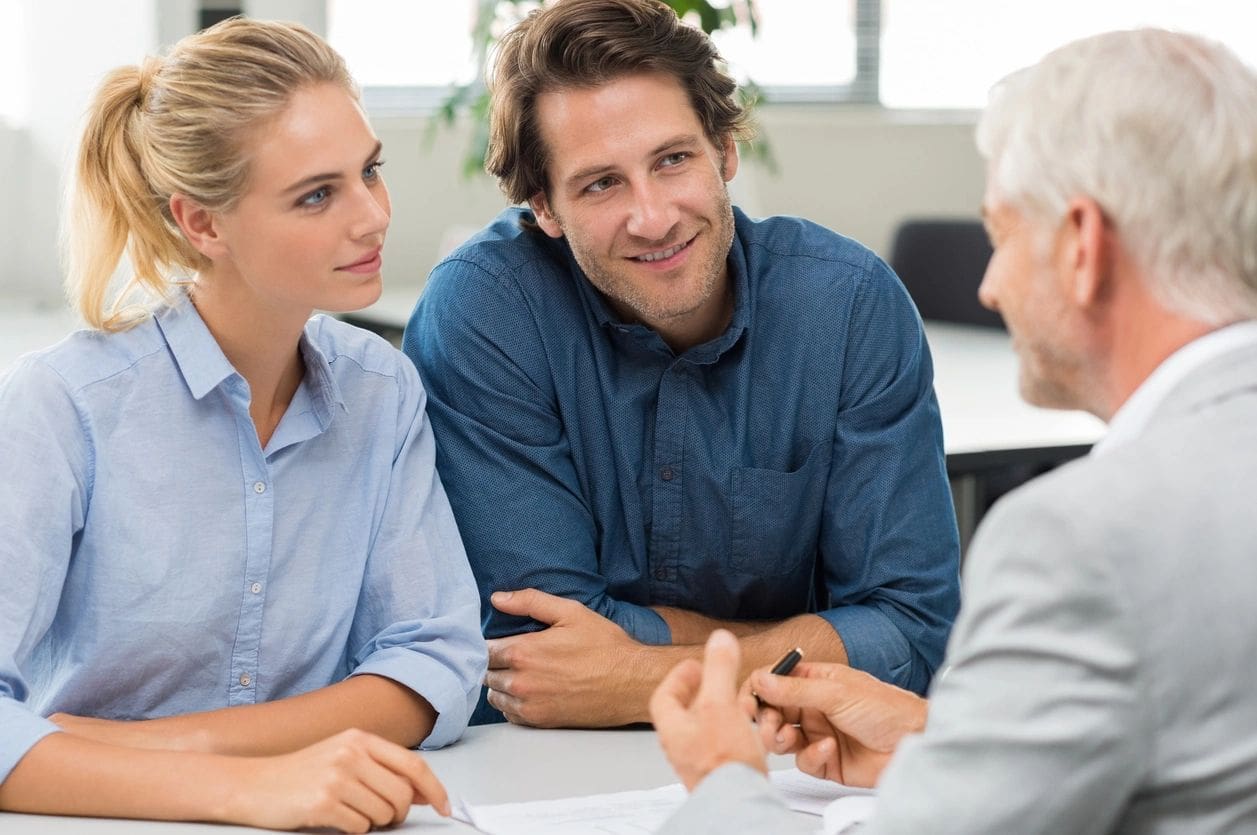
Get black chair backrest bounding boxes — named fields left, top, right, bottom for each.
left=889, top=219, right=1004, bottom=329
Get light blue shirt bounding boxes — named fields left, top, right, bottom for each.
left=0, top=296, right=486, bottom=783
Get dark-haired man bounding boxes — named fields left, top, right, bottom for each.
left=404, top=0, right=959, bottom=727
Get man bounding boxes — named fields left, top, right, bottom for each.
left=651, top=28, right=1257, bottom=832
left=404, top=0, right=959, bottom=727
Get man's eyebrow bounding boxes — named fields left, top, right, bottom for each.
left=281, top=140, right=384, bottom=195
left=563, top=134, right=701, bottom=189
left=649, top=133, right=700, bottom=157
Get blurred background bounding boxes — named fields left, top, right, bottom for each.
left=3, top=0, right=1255, bottom=306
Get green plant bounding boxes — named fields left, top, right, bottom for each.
left=427, top=0, right=771, bottom=179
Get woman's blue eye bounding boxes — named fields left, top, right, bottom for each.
left=364, top=160, right=385, bottom=181
left=301, top=186, right=330, bottom=207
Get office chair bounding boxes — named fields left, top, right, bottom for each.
left=889, top=218, right=1004, bottom=329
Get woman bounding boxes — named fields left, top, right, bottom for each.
left=0, top=18, right=485, bottom=832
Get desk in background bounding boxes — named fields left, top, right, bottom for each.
left=342, top=293, right=1106, bottom=550
left=924, top=322, right=1104, bottom=548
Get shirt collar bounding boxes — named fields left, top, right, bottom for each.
left=155, top=293, right=237, bottom=401
left=155, top=293, right=346, bottom=425
left=1092, top=320, right=1257, bottom=456
left=297, top=324, right=347, bottom=427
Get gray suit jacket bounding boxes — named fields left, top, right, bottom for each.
left=661, top=342, right=1257, bottom=834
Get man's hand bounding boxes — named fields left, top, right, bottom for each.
left=650, top=630, right=767, bottom=791
left=744, top=661, right=928, bottom=788
left=485, top=588, right=657, bottom=727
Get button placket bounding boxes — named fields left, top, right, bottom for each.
left=229, top=405, right=276, bottom=706
left=648, top=366, right=688, bottom=590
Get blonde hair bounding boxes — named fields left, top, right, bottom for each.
left=65, top=17, right=355, bottom=331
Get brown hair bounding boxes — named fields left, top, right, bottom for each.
left=485, top=0, right=754, bottom=205
left=65, top=17, right=355, bottom=331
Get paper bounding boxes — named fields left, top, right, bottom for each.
left=770, top=768, right=874, bottom=815
left=454, top=769, right=876, bottom=835
left=456, top=783, right=687, bottom=834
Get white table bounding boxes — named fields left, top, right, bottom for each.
left=0, top=725, right=803, bottom=833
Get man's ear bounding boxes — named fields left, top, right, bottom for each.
left=528, top=192, right=564, bottom=239
left=169, top=193, right=227, bottom=261
left=1059, top=195, right=1112, bottom=311
left=720, top=134, right=739, bottom=183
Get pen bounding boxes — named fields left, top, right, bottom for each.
left=754, top=647, right=804, bottom=709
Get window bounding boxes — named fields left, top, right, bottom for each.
left=327, top=0, right=872, bottom=110
left=327, top=1, right=1257, bottom=112
left=880, top=0, right=1257, bottom=109
left=0, top=0, right=26, bottom=125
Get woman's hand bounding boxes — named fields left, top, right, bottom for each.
left=223, top=728, right=450, bottom=833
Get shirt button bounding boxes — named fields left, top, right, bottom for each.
left=659, top=466, right=674, bottom=481
left=250, top=582, right=262, bottom=594
left=239, top=673, right=251, bottom=687
left=654, top=566, right=668, bottom=581
left=253, top=481, right=266, bottom=494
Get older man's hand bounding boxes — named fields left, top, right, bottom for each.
left=747, top=661, right=927, bottom=788
left=649, top=629, right=767, bottom=791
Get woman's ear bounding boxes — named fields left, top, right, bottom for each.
left=169, top=193, right=227, bottom=261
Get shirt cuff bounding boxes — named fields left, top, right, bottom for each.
left=606, top=600, right=672, bottom=645
left=817, top=604, right=917, bottom=691
left=351, top=646, right=478, bottom=750
left=0, top=699, right=61, bottom=784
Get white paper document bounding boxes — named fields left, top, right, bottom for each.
left=452, top=768, right=876, bottom=834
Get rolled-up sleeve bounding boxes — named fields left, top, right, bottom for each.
left=819, top=257, right=961, bottom=694
left=346, top=358, right=486, bottom=749
left=0, top=358, right=87, bottom=782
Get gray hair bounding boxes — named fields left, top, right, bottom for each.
left=976, top=28, right=1257, bottom=324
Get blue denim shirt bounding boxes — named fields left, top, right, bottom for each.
left=0, top=297, right=486, bottom=782
left=405, top=207, right=959, bottom=704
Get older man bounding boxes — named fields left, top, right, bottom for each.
left=652, top=28, right=1257, bottom=833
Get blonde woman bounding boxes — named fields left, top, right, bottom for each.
left=0, top=18, right=485, bottom=832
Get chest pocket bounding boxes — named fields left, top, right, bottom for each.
left=729, top=441, right=830, bottom=575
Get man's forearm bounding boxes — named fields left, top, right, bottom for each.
left=619, top=614, right=848, bottom=724
left=651, top=608, right=848, bottom=666
left=58, top=674, right=436, bottom=755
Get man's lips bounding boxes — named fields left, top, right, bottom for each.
left=630, top=235, right=696, bottom=264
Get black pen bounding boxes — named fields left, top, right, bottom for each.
left=754, top=647, right=803, bottom=708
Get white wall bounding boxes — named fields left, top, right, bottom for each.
left=369, top=106, right=986, bottom=303
left=0, top=0, right=157, bottom=301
